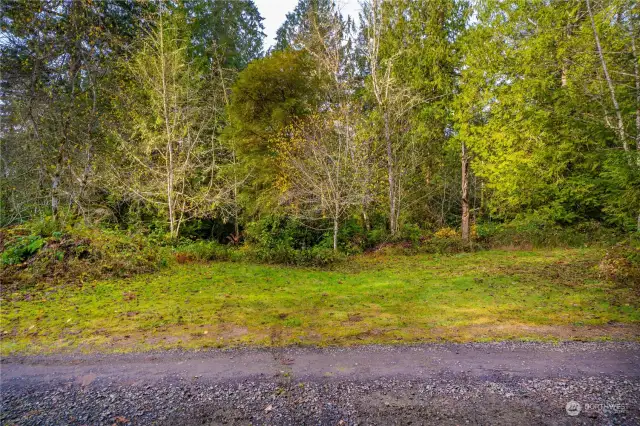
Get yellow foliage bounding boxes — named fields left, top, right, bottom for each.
left=470, top=224, right=478, bottom=239
left=434, top=227, right=459, bottom=239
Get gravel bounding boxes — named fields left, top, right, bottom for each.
left=2, top=342, right=639, bottom=425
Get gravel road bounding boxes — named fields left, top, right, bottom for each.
left=2, top=342, right=639, bottom=425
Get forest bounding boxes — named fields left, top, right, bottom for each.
left=1, top=0, right=640, bottom=357
left=1, top=0, right=639, bottom=279
left=3, top=3, right=640, bottom=421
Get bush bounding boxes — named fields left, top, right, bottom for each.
left=241, top=215, right=346, bottom=266
left=301, top=246, right=345, bottom=266
left=0, top=222, right=166, bottom=292
left=177, top=218, right=237, bottom=243
left=336, top=218, right=367, bottom=254
left=241, top=244, right=345, bottom=267
left=434, top=227, right=458, bottom=239
left=475, top=219, right=620, bottom=248
left=421, top=227, right=466, bottom=254
left=365, top=226, right=390, bottom=248
left=29, top=216, right=61, bottom=238
left=399, top=223, right=422, bottom=245
left=1, top=235, right=45, bottom=265
left=173, top=241, right=230, bottom=262
left=244, top=215, right=324, bottom=250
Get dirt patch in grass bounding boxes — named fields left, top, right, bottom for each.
left=218, top=325, right=249, bottom=339
left=429, top=323, right=640, bottom=342
left=8, top=323, right=637, bottom=355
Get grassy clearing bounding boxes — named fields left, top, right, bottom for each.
left=1, top=248, right=638, bottom=354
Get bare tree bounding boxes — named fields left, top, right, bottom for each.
left=276, top=6, right=368, bottom=251
left=114, top=11, right=215, bottom=239
left=630, top=17, right=640, bottom=156
left=277, top=114, right=367, bottom=251
left=628, top=11, right=640, bottom=229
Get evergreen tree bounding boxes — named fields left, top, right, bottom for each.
left=274, top=0, right=340, bottom=51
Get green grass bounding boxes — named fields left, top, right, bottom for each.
left=1, top=248, right=638, bottom=354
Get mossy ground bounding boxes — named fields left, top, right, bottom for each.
left=2, top=248, right=638, bottom=354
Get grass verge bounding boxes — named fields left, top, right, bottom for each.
left=1, top=248, right=638, bottom=354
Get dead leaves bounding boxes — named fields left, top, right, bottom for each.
left=123, top=291, right=137, bottom=301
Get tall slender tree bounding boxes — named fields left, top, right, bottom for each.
left=113, top=10, right=215, bottom=238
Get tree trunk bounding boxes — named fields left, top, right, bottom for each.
left=52, top=0, right=82, bottom=220
left=76, top=142, right=94, bottom=218
left=384, top=110, right=397, bottom=235
left=233, top=187, right=240, bottom=238
left=51, top=172, right=61, bottom=218
left=587, top=0, right=628, bottom=151
left=631, top=25, right=640, bottom=232
left=51, top=142, right=66, bottom=219
left=233, top=151, right=240, bottom=238
left=158, top=16, right=177, bottom=239
left=362, top=209, right=370, bottom=232
left=461, top=141, right=470, bottom=243
left=361, top=142, right=372, bottom=232
left=234, top=215, right=240, bottom=238
left=76, top=75, right=98, bottom=219
left=167, top=149, right=175, bottom=238
left=333, top=215, right=339, bottom=252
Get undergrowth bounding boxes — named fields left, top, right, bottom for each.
left=0, top=215, right=635, bottom=291
left=598, top=238, right=640, bottom=289
left=0, top=221, right=165, bottom=294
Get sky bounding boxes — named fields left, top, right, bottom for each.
left=254, top=0, right=362, bottom=49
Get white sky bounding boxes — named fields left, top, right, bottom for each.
left=254, top=0, right=362, bottom=49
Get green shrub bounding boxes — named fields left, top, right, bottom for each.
left=302, top=246, right=345, bottom=266
left=174, top=241, right=230, bottom=261
left=365, top=226, right=390, bottom=248
left=240, top=244, right=344, bottom=267
left=474, top=222, right=501, bottom=241
left=475, top=219, right=620, bottom=248
left=421, top=231, right=466, bottom=254
left=30, top=216, right=61, bottom=238
left=334, top=218, right=366, bottom=254
left=241, top=215, right=345, bottom=266
left=399, top=223, right=422, bottom=245
left=244, top=215, right=324, bottom=250
left=0, top=223, right=166, bottom=292
left=1, top=236, right=45, bottom=265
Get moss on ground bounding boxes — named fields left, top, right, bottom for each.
left=1, top=248, right=638, bottom=354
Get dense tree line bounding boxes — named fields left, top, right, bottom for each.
left=1, top=0, right=638, bottom=252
